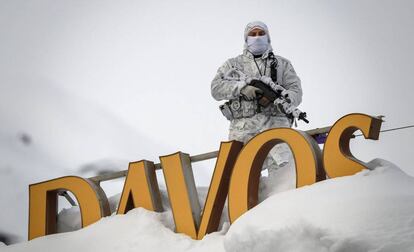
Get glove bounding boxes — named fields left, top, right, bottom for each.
left=259, top=76, right=273, bottom=85
left=259, top=76, right=285, bottom=92
left=240, top=85, right=263, bottom=100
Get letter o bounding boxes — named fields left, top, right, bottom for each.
left=228, top=128, right=324, bottom=223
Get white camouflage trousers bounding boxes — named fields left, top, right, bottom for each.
left=228, top=114, right=294, bottom=178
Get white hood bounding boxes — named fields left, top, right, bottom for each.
left=243, top=21, right=273, bottom=53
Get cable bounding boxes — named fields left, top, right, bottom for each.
left=354, top=124, right=414, bottom=137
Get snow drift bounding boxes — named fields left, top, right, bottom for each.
left=3, top=159, right=414, bottom=252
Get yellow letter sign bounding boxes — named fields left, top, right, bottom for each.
left=27, top=113, right=383, bottom=240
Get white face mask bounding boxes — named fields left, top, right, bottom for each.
left=246, top=34, right=269, bottom=55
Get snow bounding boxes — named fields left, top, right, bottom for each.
left=224, top=159, right=414, bottom=251
left=2, top=159, right=414, bottom=252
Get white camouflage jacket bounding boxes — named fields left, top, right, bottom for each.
left=211, top=49, right=303, bottom=119
left=211, top=49, right=303, bottom=167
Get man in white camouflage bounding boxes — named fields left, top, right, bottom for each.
left=211, top=21, right=302, bottom=181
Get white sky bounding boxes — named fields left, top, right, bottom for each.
left=1, top=0, right=414, bottom=172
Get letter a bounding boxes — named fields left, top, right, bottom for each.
left=117, top=160, right=163, bottom=214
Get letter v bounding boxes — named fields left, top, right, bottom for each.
left=160, top=141, right=243, bottom=239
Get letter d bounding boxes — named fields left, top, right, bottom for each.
left=28, top=176, right=110, bottom=240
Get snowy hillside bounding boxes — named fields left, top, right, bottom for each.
left=3, top=159, right=414, bottom=252
left=0, top=75, right=168, bottom=241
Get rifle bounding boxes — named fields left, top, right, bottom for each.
left=248, top=79, right=309, bottom=123
left=223, top=67, right=309, bottom=124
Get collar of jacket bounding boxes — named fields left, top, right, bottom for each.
left=243, top=48, right=272, bottom=60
